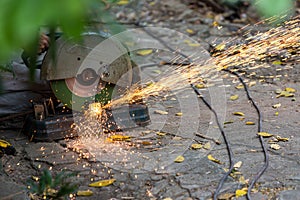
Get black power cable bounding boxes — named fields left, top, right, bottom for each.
left=222, top=69, right=269, bottom=200
left=190, top=84, right=234, bottom=200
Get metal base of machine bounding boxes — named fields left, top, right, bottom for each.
left=22, top=98, right=150, bottom=141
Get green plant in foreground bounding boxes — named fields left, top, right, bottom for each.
left=27, top=169, right=78, bottom=200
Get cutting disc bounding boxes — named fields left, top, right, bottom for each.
left=50, top=79, right=114, bottom=111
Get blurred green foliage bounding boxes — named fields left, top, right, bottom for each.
left=0, top=0, right=119, bottom=63
left=254, top=0, right=295, bottom=24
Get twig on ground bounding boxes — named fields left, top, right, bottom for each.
left=195, top=132, right=221, bottom=145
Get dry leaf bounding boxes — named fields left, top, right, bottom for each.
left=163, top=198, right=173, bottom=200
left=174, top=155, right=185, bottom=163
left=275, top=88, right=282, bottom=94
left=207, top=154, right=222, bottom=164
left=191, top=143, right=202, bottom=149
left=235, top=84, right=244, bottom=89
left=224, top=120, right=234, bottom=124
left=154, top=110, right=168, bottom=115
left=175, top=112, right=183, bottom=116
left=257, top=132, right=273, bottom=137
left=238, top=176, right=248, bottom=184
left=230, top=95, right=239, bottom=101
left=233, top=112, right=245, bottom=116
left=276, top=91, right=294, bottom=98
left=156, top=132, right=166, bottom=136
left=195, top=84, right=206, bottom=89
left=215, top=43, right=226, bottom=51
left=116, top=0, right=129, bottom=5
left=136, top=49, right=153, bottom=56
left=236, top=188, right=247, bottom=197
left=285, top=87, right=296, bottom=93
left=186, top=29, right=195, bottom=34
left=108, top=135, right=131, bottom=141
left=270, top=144, right=281, bottom=150
left=272, top=60, right=282, bottom=65
left=89, top=179, right=116, bottom=187
left=234, top=161, right=243, bottom=169
left=272, top=103, right=281, bottom=108
left=275, top=136, right=289, bottom=142
left=77, top=190, right=93, bottom=196
left=245, top=121, right=255, bottom=125
left=248, top=81, right=256, bottom=87
left=203, top=142, right=211, bottom=150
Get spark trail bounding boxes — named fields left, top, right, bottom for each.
left=104, top=16, right=299, bottom=109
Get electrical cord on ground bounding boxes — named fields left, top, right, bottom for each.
left=222, top=69, right=269, bottom=200
left=190, top=84, right=234, bottom=200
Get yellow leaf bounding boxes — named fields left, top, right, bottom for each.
left=186, top=29, right=195, bottom=34
left=224, top=120, right=234, bottom=124
left=272, top=60, right=282, bottom=65
left=272, top=103, right=281, bottom=108
left=156, top=132, right=166, bottom=136
left=234, top=161, right=243, bottom=169
left=154, top=110, right=168, bottom=115
left=285, top=87, right=296, bottom=93
left=245, top=121, right=255, bottom=125
left=238, top=176, right=248, bottom=184
left=116, top=0, right=129, bottom=5
left=275, top=136, right=289, bottom=142
left=174, top=155, right=185, bottom=163
left=235, top=84, right=244, bottom=89
left=215, top=43, right=226, bottom=51
left=163, top=198, right=173, bottom=200
left=233, top=112, right=245, bottom=116
left=203, top=142, right=211, bottom=150
left=175, top=112, right=183, bottom=116
left=275, top=111, right=279, bottom=116
left=136, top=49, right=153, bottom=56
left=248, top=81, right=256, bottom=87
left=77, top=190, right=93, bottom=196
left=191, top=143, right=202, bottom=149
left=207, top=154, right=222, bottom=164
left=230, top=95, right=239, bottom=101
left=270, top=144, right=281, bottom=150
left=257, top=132, right=273, bottom=137
left=275, top=89, right=282, bottom=94
left=108, top=135, right=131, bottom=141
left=235, top=188, right=247, bottom=197
left=89, top=179, right=116, bottom=187
left=188, top=43, right=201, bottom=47
left=276, top=91, right=294, bottom=98
left=195, top=84, right=206, bottom=89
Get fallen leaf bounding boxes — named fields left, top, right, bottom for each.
left=136, top=49, right=153, bottom=56
left=186, top=29, right=195, bottom=34
left=141, top=141, right=152, bottom=145
left=272, top=103, right=281, bottom=108
left=154, top=110, right=168, bottom=115
left=195, top=84, right=206, bottom=89
left=235, top=84, right=244, bottom=89
left=238, top=176, right=248, bottom=184
left=234, top=161, right=243, bottom=169
left=270, top=143, right=281, bottom=150
left=156, top=132, right=166, bottom=136
left=116, top=0, right=129, bottom=5
left=188, top=43, right=201, bottom=47
left=173, top=136, right=182, bottom=140
left=275, top=136, right=289, bottom=142
left=174, top=155, right=185, bottom=163
left=175, top=112, right=183, bottom=116
left=230, top=95, right=239, bottom=101
left=89, top=179, right=116, bottom=187
left=152, top=69, right=162, bottom=74
left=233, top=112, right=245, bottom=116
left=257, top=132, right=273, bottom=137
left=248, top=81, right=256, bottom=87
left=163, top=198, right=173, bottom=200
left=236, top=188, right=247, bottom=197
left=77, top=190, right=93, bottom=196
left=275, top=111, right=279, bottom=116
left=207, top=154, right=222, bottom=164
left=215, top=43, right=226, bottom=51
left=203, top=142, right=211, bottom=150
left=275, top=89, right=282, bottom=94
left=224, top=120, right=234, bottom=124
left=272, top=60, right=282, bottom=65
left=285, top=87, right=296, bottom=93
left=108, top=135, right=131, bottom=141
left=276, top=91, right=294, bottom=98
left=191, top=143, right=202, bottom=149
left=245, top=121, right=255, bottom=125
